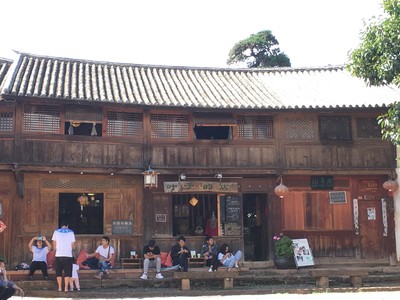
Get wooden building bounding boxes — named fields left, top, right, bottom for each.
left=0, top=52, right=398, bottom=267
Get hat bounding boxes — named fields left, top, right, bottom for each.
left=148, top=240, right=156, bottom=247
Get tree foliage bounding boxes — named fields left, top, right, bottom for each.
left=227, top=30, right=291, bottom=68
left=347, top=0, right=400, bottom=145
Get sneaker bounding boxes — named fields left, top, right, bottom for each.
left=208, top=267, right=213, bottom=272
left=140, top=274, right=148, bottom=280
left=94, top=272, right=103, bottom=279
left=235, top=263, right=239, bottom=268
left=69, top=288, right=73, bottom=292
left=155, top=273, right=164, bottom=279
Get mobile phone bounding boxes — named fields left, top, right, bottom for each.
left=37, top=236, right=43, bottom=241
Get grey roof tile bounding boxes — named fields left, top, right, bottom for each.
left=1, top=52, right=400, bottom=109
left=0, top=58, right=13, bottom=92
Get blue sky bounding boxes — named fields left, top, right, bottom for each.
left=1, top=0, right=383, bottom=68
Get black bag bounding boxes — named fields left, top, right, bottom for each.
left=82, top=257, right=99, bottom=269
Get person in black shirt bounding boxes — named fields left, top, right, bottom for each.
left=170, top=236, right=189, bottom=272
left=140, top=240, right=163, bottom=279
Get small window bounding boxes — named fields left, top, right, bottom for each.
left=319, top=116, right=352, bottom=140
left=356, top=117, right=381, bottom=138
left=285, top=117, right=314, bottom=139
left=151, top=114, right=189, bottom=139
left=193, top=113, right=236, bottom=140
left=107, top=112, right=143, bottom=137
left=59, top=193, right=104, bottom=234
left=0, top=111, right=13, bottom=132
left=23, top=104, right=60, bottom=133
left=65, top=106, right=102, bottom=136
left=237, top=116, right=274, bottom=139
left=329, top=191, right=347, bottom=204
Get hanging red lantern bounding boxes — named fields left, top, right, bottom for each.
left=274, top=178, right=289, bottom=198
left=383, top=179, right=399, bottom=192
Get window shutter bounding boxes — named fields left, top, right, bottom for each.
left=107, top=112, right=143, bottom=137
left=150, top=114, right=189, bottom=139
left=0, top=111, right=13, bottom=132
left=23, top=104, right=60, bottom=133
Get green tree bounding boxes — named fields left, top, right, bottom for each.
left=347, top=0, right=400, bottom=145
left=227, top=30, right=291, bottom=68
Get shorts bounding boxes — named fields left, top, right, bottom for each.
left=55, top=257, right=73, bottom=277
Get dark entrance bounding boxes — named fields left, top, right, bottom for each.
left=243, top=193, right=268, bottom=261
left=59, top=193, right=104, bottom=234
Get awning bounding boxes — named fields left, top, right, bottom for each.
left=193, top=113, right=237, bottom=126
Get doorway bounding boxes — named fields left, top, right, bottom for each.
left=59, top=193, right=104, bottom=234
left=242, top=193, right=268, bottom=261
left=358, top=199, right=384, bottom=259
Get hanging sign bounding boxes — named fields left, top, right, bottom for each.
left=311, top=176, right=334, bottom=190
left=0, top=221, right=6, bottom=233
left=164, top=181, right=238, bottom=193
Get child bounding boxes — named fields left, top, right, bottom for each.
left=69, top=259, right=80, bottom=291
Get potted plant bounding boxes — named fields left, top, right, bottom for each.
left=272, top=233, right=296, bottom=269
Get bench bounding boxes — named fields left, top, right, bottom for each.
left=309, top=268, right=369, bottom=288
left=173, top=269, right=239, bottom=290
left=188, top=258, right=206, bottom=268
left=121, top=258, right=143, bottom=269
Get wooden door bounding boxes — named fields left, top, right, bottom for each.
left=358, top=200, right=384, bottom=258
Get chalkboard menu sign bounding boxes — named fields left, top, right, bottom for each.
left=220, top=195, right=242, bottom=236
left=112, top=220, right=133, bottom=235
left=225, top=196, right=241, bottom=222
left=311, top=176, right=334, bottom=190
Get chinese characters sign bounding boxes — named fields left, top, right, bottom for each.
left=164, top=181, right=238, bottom=193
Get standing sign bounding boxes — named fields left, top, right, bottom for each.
left=292, top=238, right=315, bottom=268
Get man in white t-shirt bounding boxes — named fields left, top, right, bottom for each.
left=87, top=236, right=115, bottom=279
left=52, top=221, right=75, bottom=293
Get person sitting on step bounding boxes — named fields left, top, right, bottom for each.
left=218, top=243, right=242, bottom=269
left=27, top=235, right=52, bottom=280
left=140, top=240, right=164, bottom=279
left=86, top=236, right=115, bottom=279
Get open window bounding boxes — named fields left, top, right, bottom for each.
left=193, top=113, right=237, bottom=140
left=64, top=106, right=103, bottom=136
left=59, top=193, right=104, bottom=234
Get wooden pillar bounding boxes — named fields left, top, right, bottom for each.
left=181, top=279, right=190, bottom=290
left=223, top=278, right=234, bottom=289
left=315, top=276, right=329, bottom=288
left=394, top=166, right=400, bottom=262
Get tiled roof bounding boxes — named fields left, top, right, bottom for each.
left=1, top=52, right=399, bottom=109
left=0, top=58, right=12, bottom=92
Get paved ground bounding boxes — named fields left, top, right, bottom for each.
left=13, top=282, right=400, bottom=299
left=13, top=290, right=400, bottom=300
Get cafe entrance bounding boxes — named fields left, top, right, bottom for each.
left=243, top=193, right=268, bottom=261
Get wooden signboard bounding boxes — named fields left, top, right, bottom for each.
left=112, top=220, right=133, bottom=235
left=292, top=238, right=315, bottom=268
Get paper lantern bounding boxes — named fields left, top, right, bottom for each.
left=383, top=179, right=399, bottom=192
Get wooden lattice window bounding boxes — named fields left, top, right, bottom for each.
left=318, top=115, right=352, bottom=140
left=356, top=117, right=381, bottom=138
left=237, top=116, right=274, bottom=139
left=0, top=111, right=13, bottom=132
left=150, top=114, right=189, bottom=139
left=23, top=104, right=60, bottom=133
left=285, top=117, right=314, bottom=139
left=107, top=112, right=143, bottom=137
